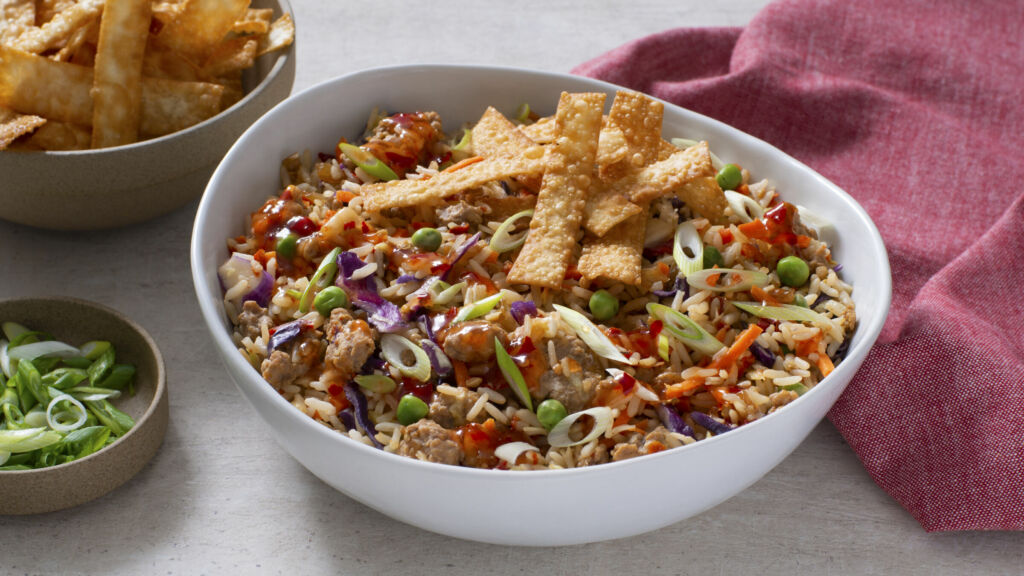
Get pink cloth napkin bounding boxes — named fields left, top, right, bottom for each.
left=574, top=0, right=1024, bottom=531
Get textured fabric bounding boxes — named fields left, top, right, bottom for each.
left=574, top=0, right=1024, bottom=532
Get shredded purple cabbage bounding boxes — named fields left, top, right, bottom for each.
left=834, top=338, right=851, bottom=362
left=267, top=319, right=308, bottom=352
left=336, top=251, right=406, bottom=333
left=421, top=339, right=452, bottom=377
left=417, top=312, right=436, bottom=342
left=344, top=383, right=382, bottom=448
left=812, top=292, right=833, bottom=309
left=833, top=263, right=843, bottom=273
left=509, top=300, right=538, bottom=325
left=440, top=232, right=481, bottom=281
left=652, top=277, right=685, bottom=299
left=749, top=342, right=775, bottom=367
left=690, top=411, right=734, bottom=436
left=656, top=404, right=694, bottom=437
left=242, top=271, right=274, bottom=307
left=338, top=408, right=356, bottom=431
left=395, top=274, right=418, bottom=284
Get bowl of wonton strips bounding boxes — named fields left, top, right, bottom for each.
left=0, top=0, right=295, bottom=230
left=192, top=65, right=892, bottom=546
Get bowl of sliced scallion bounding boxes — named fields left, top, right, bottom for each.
left=0, top=297, right=167, bottom=515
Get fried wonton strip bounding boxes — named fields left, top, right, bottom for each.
left=599, top=91, right=664, bottom=181
left=142, top=38, right=203, bottom=82
left=0, top=46, right=224, bottom=136
left=583, top=92, right=666, bottom=237
left=26, top=119, right=90, bottom=150
left=676, top=176, right=730, bottom=224
left=0, top=44, right=94, bottom=125
left=52, top=18, right=97, bottom=62
left=480, top=194, right=537, bottom=222
left=507, top=92, right=606, bottom=288
left=362, top=150, right=546, bottom=212
left=472, top=106, right=542, bottom=190
left=621, top=141, right=716, bottom=205
left=582, top=184, right=644, bottom=237
left=256, top=13, right=294, bottom=57
left=157, top=0, right=250, bottom=64
left=0, top=0, right=35, bottom=44
left=139, top=77, right=224, bottom=136
left=232, top=8, right=273, bottom=35
left=202, top=36, right=258, bottom=78
left=578, top=208, right=648, bottom=285
left=12, top=0, right=103, bottom=54
left=91, top=0, right=152, bottom=148
left=520, top=115, right=555, bottom=144
left=0, top=105, right=45, bottom=149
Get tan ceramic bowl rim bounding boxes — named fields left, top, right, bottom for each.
left=17, top=0, right=294, bottom=158
left=0, top=296, right=166, bottom=476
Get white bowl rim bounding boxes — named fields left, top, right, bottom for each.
left=10, top=0, right=295, bottom=158
left=191, top=63, right=892, bottom=481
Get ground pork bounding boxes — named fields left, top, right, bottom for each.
left=398, top=419, right=463, bottom=465
left=324, top=308, right=375, bottom=379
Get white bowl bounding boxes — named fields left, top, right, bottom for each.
left=191, top=65, right=891, bottom=546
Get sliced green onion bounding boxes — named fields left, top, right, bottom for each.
left=87, top=347, right=115, bottom=385
left=68, top=386, right=122, bottom=402
left=78, top=340, right=111, bottom=361
left=0, top=427, right=62, bottom=453
left=1, top=321, right=29, bottom=342
left=670, top=137, right=724, bottom=170
left=43, top=367, right=89, bottom=390
left=732, top=302, right=831, bottom=327
left=547, top=407, right=614, bottom=448
left=84, top=399, right=134, bottom=437
left=515, top=102, right=531, bottom=124
left=657, top=333, right=671, bottom=362
left=299, top=247, right=342, bottom=313
left=646, top=303, right=724, bottom=356
left=494, top=441, right=538, bottom=466
left=24, top=406, right=48, bottom=428
left=451, top=128, right=472, bottom=151
left=18, top=358, right=47, bottom=406
left=337, top=142, right=398, bottom=181
left=488, top=209, right=533, bottom=253
left=796, top=205, right=834, bottom=238
left=0, top=339, right=9, bottom=378
left=0, top=451, right=9, bottom=466
left=686, top=267, right=769, bottom=293
left=724, top=190, right=764, bottom=223
left=673, top=221, right=703, bottom=278
left=495, top=337, right=532, bottom=411
left=7, top=340, right=82, bottom=362
left=47, top=393, right=87, bottom=433
left=453, top=291, right=504, bottom=323
left=431, top=281, right=465, bottom=307
left=551, top=304, right=632, bottom=365
left=354, top=374, right=397, bottom=394
left=57, top=426, right=111, bottom=460
left=777, top=381, right=809, bottom=395
left=380, top=334, right=431, bottom=382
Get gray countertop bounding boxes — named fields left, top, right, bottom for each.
left=2, top=1, right=1021, bottom=574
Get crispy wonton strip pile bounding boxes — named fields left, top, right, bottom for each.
left=520, top=115, right=555, bottom=144
left=91, top=0, right=152, bottom=148
left=361, top=150, right=546, bottom=212
left=156, top=0, right=250, bottom=65
left=0, top=0, right=35, bottom=45
left=0, top=45, right=224, bottom=137
left=507, top=91, right=606, bottom=288
left=579, top=92, right=665, bottom=284
left=11, top=0, right=102, bottom=54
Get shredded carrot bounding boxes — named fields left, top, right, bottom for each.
left=738, top=219, right=769, bottom=240
left=442, top=156, right=485, bottom=173
left=707, top=387, right=728, bottom=403
left=664, top=378, right=704, bottom=400
left=750, top=285, right=780, bottom=306
left=710, top=324, right=764, bottom=369
left=715, top=325, right=730, bottom=342
left=719, top=229, right=734, bottom=244
left=453, top=360, right=469, bottom=388
left=613, top=412, right=631, bottom=428
left=336, top=189, right=357, bottom=203
left=817, top=353, right=835, bottom=377
left=796, top=333, right=821, bottom=358
left=644, top=440, right=667, bottom=454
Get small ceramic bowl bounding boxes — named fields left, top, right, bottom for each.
left=0, top=297, right=167, bottom=515
left=0, top=0, right=295, bottom=231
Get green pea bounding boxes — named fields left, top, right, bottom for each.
left=588, top=289, right=619, bottom=321
left=411, top=227, right=442, bottom=252
left=777, top=256, right=810, bottom=287
left=536, top=399, right=568, bottom=431
left=397, top=394, right=429, bottom=425
left=715, top=163, right=742, bottom=191
left=313, top=286, right=348, bottom=317
left=702, top=245, right=724, bottom=269
left=276, top=233, right=299, bottom=260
